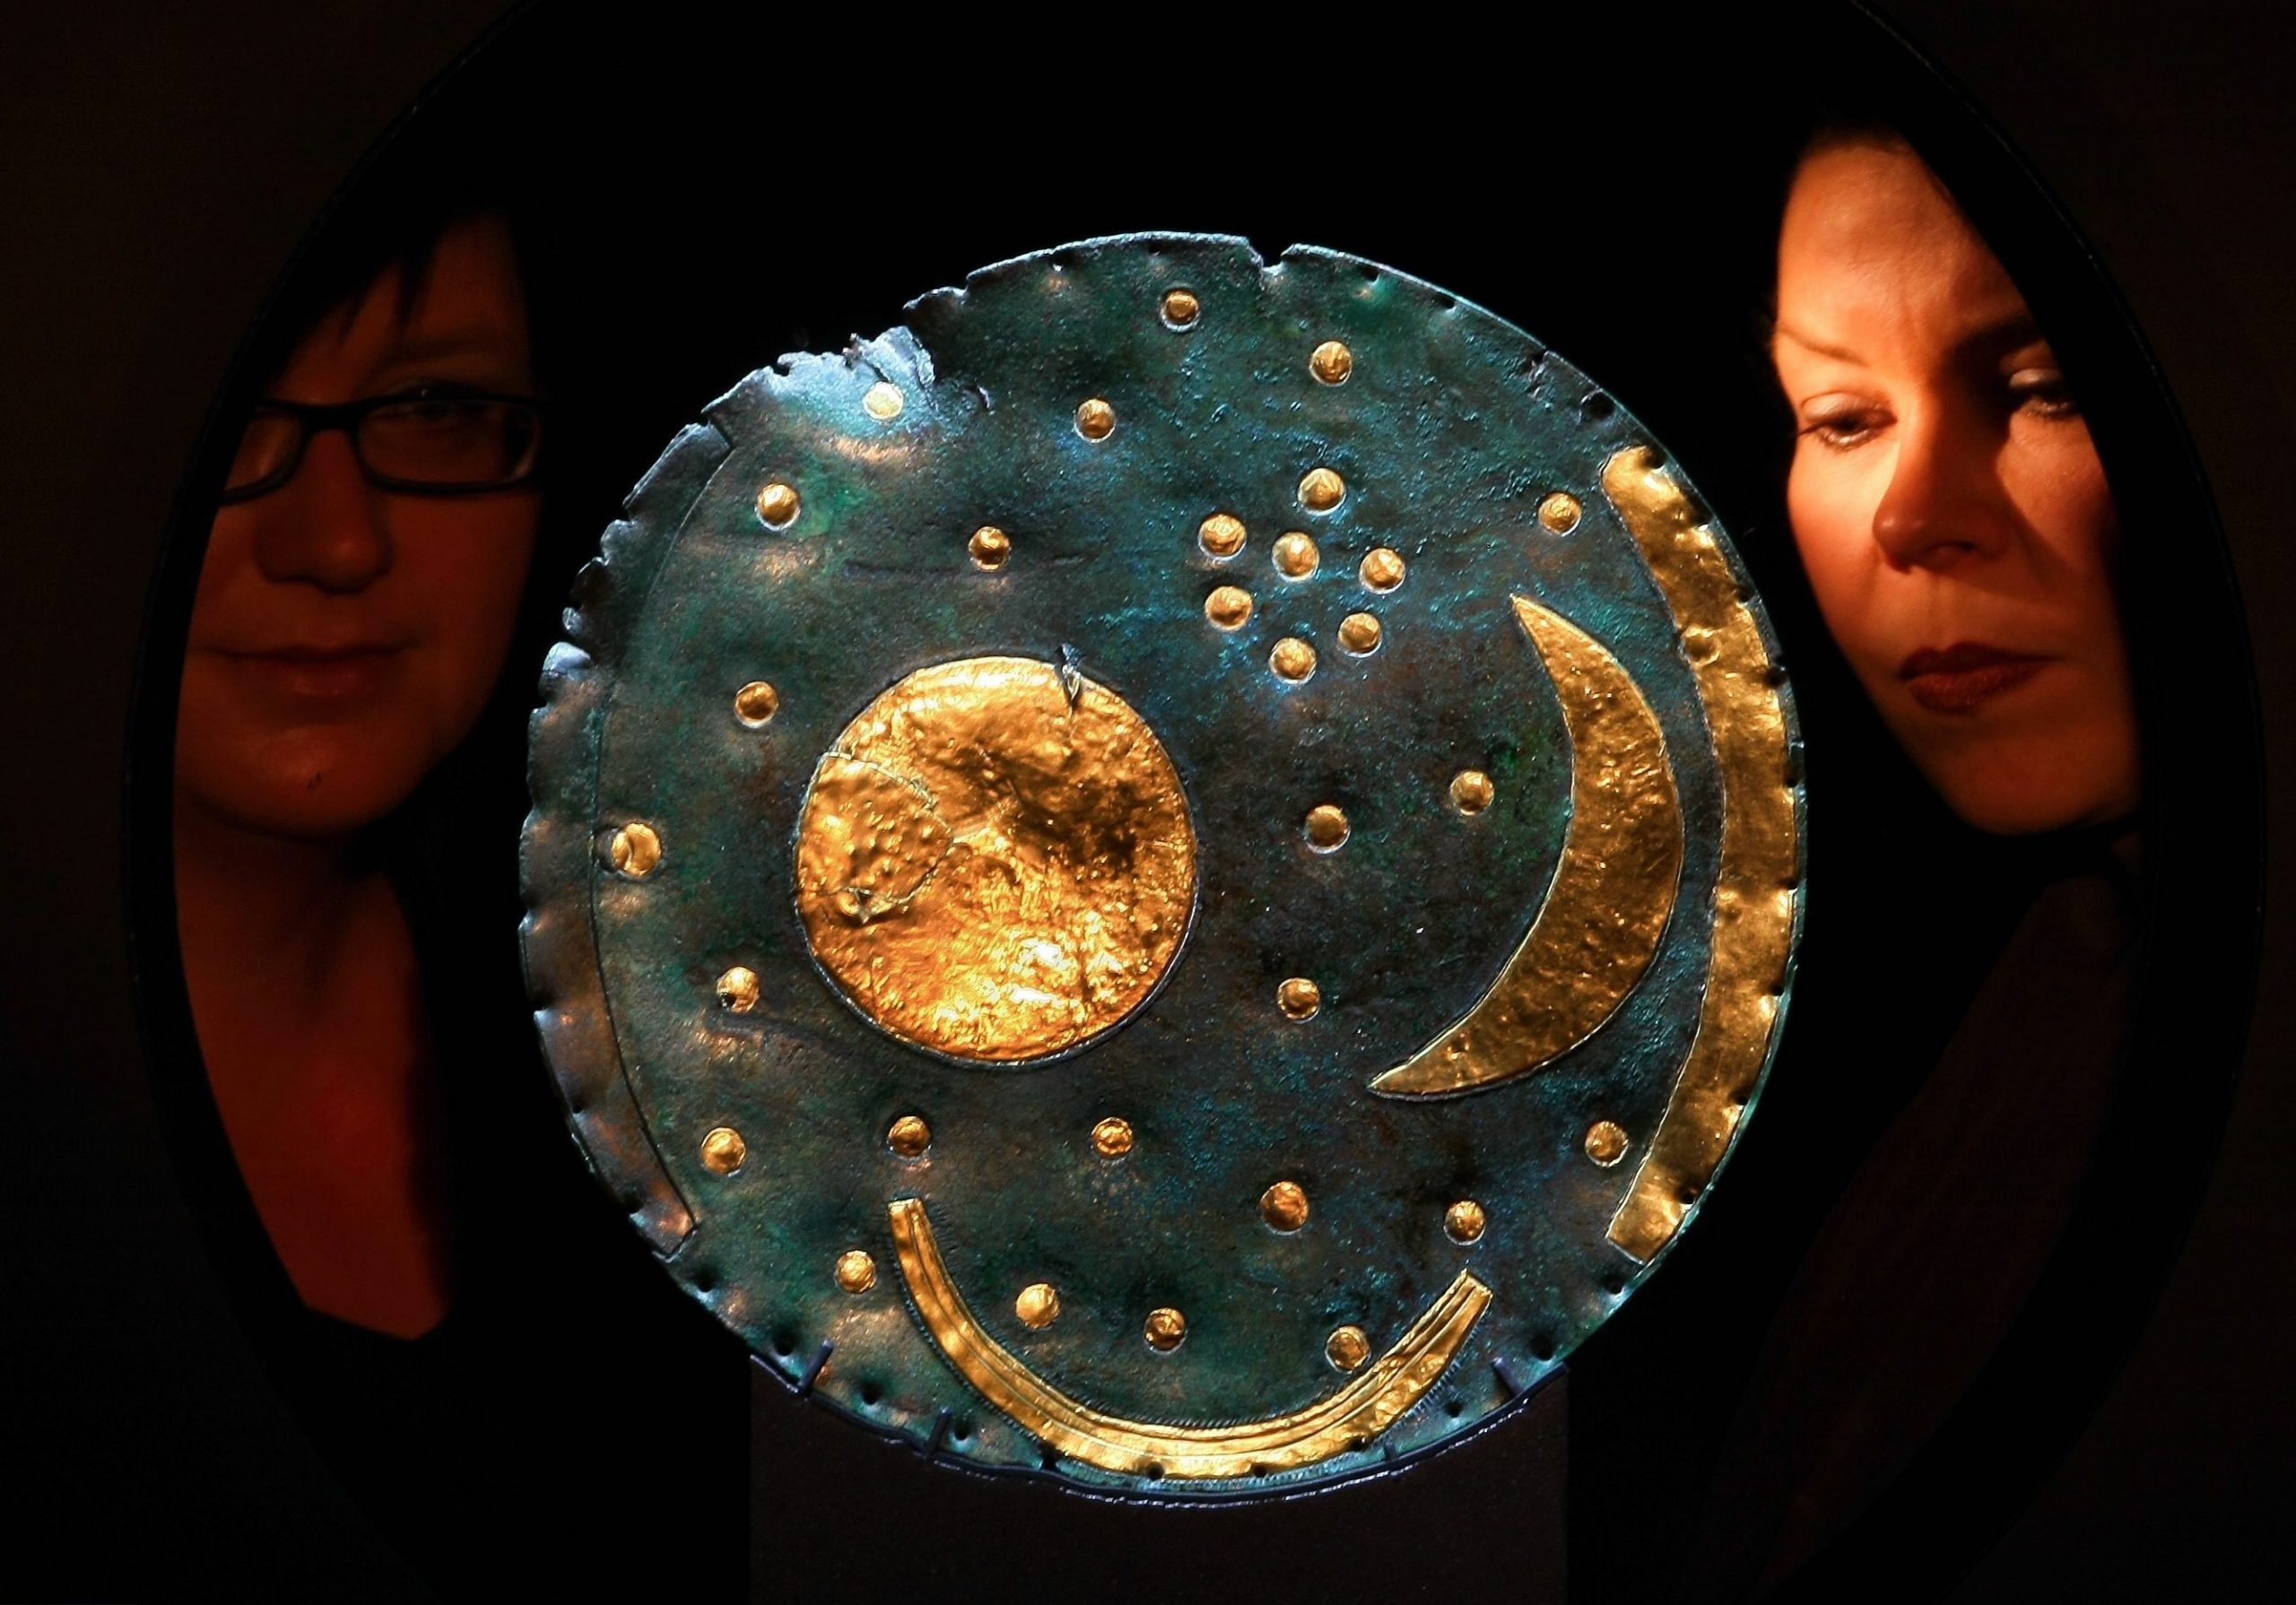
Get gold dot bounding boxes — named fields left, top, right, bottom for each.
left=1359, top=547, right=1405, bottom=592
left=755, top=481, right=799, bottom=529
left=1450, top=769, right=1495, bottom=815
left=1260, top=1180, right=1309, bottom=1232
left=862, top=381, right=904, bottom=421
left=1205, top=585, right=1254, bottom=630
left=1161, top=288, right=1200, bottom=328
left=969, top=525, right=1011, bottom=570
left=1277, top=977, right=1322, bottom=1020
left=1304, top=803, right=1350, bottom=852
left=716, top=967, right=760, bottom=1013
left=700, top=1126, right=747, bottom=1176
left=1326, top=1325, right=1370, bottom=1372
left=1310, top=340, right=1353, bottom=385
left=1337, top=612, right=1382, bottom=655
left=1144, top=1307, right=1187, bottom=1352
left=608, top=821, right=662, bottom=877
left=887, top=1115, right=932, bottom=1158
left=1298, top=467, right=1346, bottom=514
left=1538, top=491, right=1582, bottom=534
left=1075, top=398, right=1116, bottom=441
left=1445, top=1199, right=1487, bottom=1245
left=835, top=1249, right=877, bottom=1294
left=1585, top=1119, right=1630, bottom=1167
left=1272, top=531, right=1319, bottom=579
left=1270, top=637, right=1317, bottom=683
left=1092, top=1116, right=1135, bottom=1158
left=734, top=681, right=780, bottom=726
left=1198, top=512, right=1246, bottom=557
left=1015, top=1282, right=1061, bottom=1329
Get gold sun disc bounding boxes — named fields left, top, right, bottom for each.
left=794, top=657, right=1198, bottom=1063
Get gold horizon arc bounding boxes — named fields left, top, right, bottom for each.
left=888, top=1197, right=1491, bottom=1479
left=1371, top=595, right=1685, bottom=1099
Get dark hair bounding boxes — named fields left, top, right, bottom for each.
left=243, top=89, right=539, bottom=391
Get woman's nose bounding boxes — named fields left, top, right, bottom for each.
left=248, top=430, right=394, bottom=592
left=1870, top=408, right=2017, bottom=572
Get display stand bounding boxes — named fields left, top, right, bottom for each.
left=750, top=1357, right=1567, bottom=1601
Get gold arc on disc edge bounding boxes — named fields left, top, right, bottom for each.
left=1370, top=596, right=1685, bottom=1099
left=888, top=1197, right=1491, bottom=1479
left=1597, top=447, right=1799, bottom=1264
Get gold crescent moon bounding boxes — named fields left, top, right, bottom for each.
left=1370, top=594, right=1685, bottom=1099
left=889, top=1198, right=1491, bottom=1479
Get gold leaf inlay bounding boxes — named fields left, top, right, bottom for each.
left=889, top=1198, right=1490, bottom=1479
left=794, top=657, right=1196, bottom=1063
left=1598, top=447, right=1797, bottom=1263
left=1372, top=597, right=1683, bottom=1098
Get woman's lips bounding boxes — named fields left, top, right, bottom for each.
left=213, top=644, right=406, bottom=699
left=1898, top=642, right=2052, bottom=714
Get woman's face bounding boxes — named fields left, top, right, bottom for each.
left=177, top=214, right=539, bottom=840
left=1774, top=141, right=2139, bottom=835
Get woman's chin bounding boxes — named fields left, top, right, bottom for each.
left=180, top=742, right=433, bottom=843
left=1916, top=747, right=2140, bottom=837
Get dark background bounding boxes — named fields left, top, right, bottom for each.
left=4, top=3, right=2291, bottom=1599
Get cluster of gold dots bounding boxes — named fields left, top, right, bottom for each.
left=1199, top=512, right=1246, bottom=557
left=1260, top=1180, right=1310, bottom=1233
left=1450, top=769, right=1495, bottom=815
left=1016, top=1282, right=1061, bottom=1329
left=1205, top=586, right=1254, bottom=630
left=1337, top=612, right=1382, bottom=655
left=1277, top=977, right=1322, bottom=1020
left=755, top=481, right=800, bottom=529
left=734, top=680, right=779, bottom=725
left=1304, top=803, right=1350, bottom=853
left=1272, top=531, right=1319, bottom=579
left=1092, top=1116, right=1135, bottom=1158
left=1270, top=637, right=1317, bottom=683
left=1075, top=398, right=1117, bottom=442
left=700, top=1125, right=747, bottom=1176
left=887, top=1115, right=932, bottom=1158
left=607, top=821, right=662, bottom=878
left=969, top=525, right=1011, bottom=570
left=835, top=1249, right=877, bottom=1294
left=720, top=328, right=1552, bottom=1380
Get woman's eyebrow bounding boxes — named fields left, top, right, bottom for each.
left=1773, top=321, right=1862, bottom=363
left=1958, top=313, right=2048, bottom=363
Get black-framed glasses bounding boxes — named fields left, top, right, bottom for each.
left=220, top=386, right=545, bottom=502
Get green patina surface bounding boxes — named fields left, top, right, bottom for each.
left=523, top=235, right=1796, bottom=1497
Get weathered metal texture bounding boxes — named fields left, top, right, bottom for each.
left=521, top=235, right=1805, bottom=1497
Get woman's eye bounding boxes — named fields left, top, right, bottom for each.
left=2008, top=366, right=2081, bottom=420
left=1796, top=399, right=1890, bottom=451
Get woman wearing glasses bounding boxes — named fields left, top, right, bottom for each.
left=176, top=210, right=544, bottom=1340
left=170, top=159, right=744, bottom=1592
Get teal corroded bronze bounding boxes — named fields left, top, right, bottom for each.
left=521, top=235, right=1804, bottom=1497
